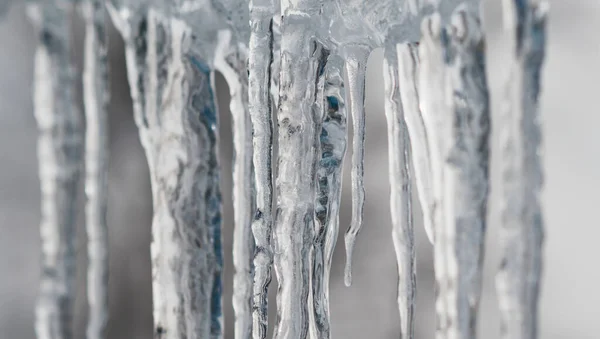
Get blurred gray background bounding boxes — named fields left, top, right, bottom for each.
left=1, top=0, right=599, bottom=338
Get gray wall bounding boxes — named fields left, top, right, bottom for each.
left=0, top=1, right=598, bottom=338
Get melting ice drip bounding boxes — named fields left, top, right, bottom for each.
left=4, top=0, right=548, bottom=338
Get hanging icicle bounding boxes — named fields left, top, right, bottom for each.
left=81, top=1, right=109, bottom=338
left=342, top=44, right=371, bottom=287
left=247, top=0, right=275, bottom=337
left=418, top=8, right=490, bottom=339
left=496, top=1, right=548, bottom=339
left=28, top=2, right=82, bottom=339
left=273, top=0, right=326, bottom=336
left=310, top=54, right=346, bottom=339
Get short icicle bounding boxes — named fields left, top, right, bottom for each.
left=247, top=1, right=275, bottom=338
left=310, top=55, right=347, bottom=339
left=383, top=45, right=415, bottom=339
left=273, top=1, right=325, bottom=337
left=81, top=1, right=109, bottom=338
left=418, top=10, right=490, bottom=339
left=396, top=43, right=436, bottom=244
left=215, top=31, right=256, bottom=339
left=28, top=2, right=82, bottom=339
left=343, top=45, right=371, bottom=287
left=496, top=2, right=548, bottom=339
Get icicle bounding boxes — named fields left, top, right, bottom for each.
left=215, top=31, right=256, bottom=339
left=343, top=44, right=370, bottom=287
left=496, top=2, right=548, bottom=339
left=28, top=2, right=82, bottom=339
left=396, top=43, right=435, bottom=244
left=418, top=10, right=490, bottom=339
left=310, top=54, right=346, bottom=339
left=383, top=45, right=415, bottom=339
left=81, top=1, right=109, bottom=339
left=111, top=9, right=223, bottom=338
left=248, top=2, right=275, bottom=338
left=273, top=2, right=326, bottom=337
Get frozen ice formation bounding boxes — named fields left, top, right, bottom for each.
left=14, top=0, right=548, bottom=339
left=28, top=2, right=83, bottom=339
left=496, top=1, right=548, bottom=339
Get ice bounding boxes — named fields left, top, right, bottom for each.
left=383, top=45, right=415, bottom=339
left=418, top=9, right=490, bottom=339
left=311, top=55, right=347, bottom=339
left=28, top=2, right=83, bottom=339
left=247, top=0, right=276, bottom=337
left=273, top=1, right=326, bottom=336
left=81, top=1, right=110, bottom=338
left=496, top=2, right=548, bottom=339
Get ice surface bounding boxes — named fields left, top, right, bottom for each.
left=81, top=1, right=110, bottom=339
left=496, top=2, right=548, bottom=339
left=28, top=2, right=83, bottom=339
left=418, top=9, right=490, bottom=339
left=383, top=45, right=416, bottom=339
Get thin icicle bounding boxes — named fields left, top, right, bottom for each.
left=81, top=1, right=109, bottom=339
left=418, top=10, right=490, bottom=339
left=215, top=31, right=256, bottom=339
left=273, top=2, right=326, bottom=337
left=383, top=45, right=415, bottom=339
left=343, top=45, right=370, bottom=287
left=496, top=2, right=548, bottom=339
left=310, top=54, right=346, bottom=339
left=396, top=43, right=435, bottom=244
left=248, top=2, right=275, bottom=338
left=28, top=2, right=82, bottom=339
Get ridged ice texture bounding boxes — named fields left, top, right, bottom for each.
left=418, top=10, right=490, bottom=339
left=311, top=55, right=347, bottom=339
left=28, top=2, right=83, bottom=339
left=247, top=3, right=275, bottom=339
left=342, top=45, right=370, bottom=287
left=273, top=1, right=326, bottom=337
left=215, top=29, right=256, bottom=339
left=496, top=2, right=547, bottom=339
left=81, top=1, right=110, bottom=339
left=383, top=46, right=415, bottom=339
left=396, top=43, right=435, bottom=244
left=110, top=8, right=223, bottom=339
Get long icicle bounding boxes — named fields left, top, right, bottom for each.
left=343, top=45, right=371, bottom=287
left=81, top=1, right=109, bottom=338
left=310, top=55, right=347, bottom=339
left=397, top=43, right=435, bottom=244
left=114, top=10, right=222, bottom=338
left=419, top=10, right=490, bottom=339
left=383, top=45, right=415, bottom=339
left=496, top=2, right=548, bottom=339
left=273, top=2, right=325, bottom=337
left=215, top=31, right=256, bottom=339
left=248, top=2, right=274, bottom=338
left=28, top=2, right=82, bottom=339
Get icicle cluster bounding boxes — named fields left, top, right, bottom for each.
left=16, top=0, right=548, bottom=338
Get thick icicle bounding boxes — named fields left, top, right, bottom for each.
left=310, top=55, right=347, bottom=339
left=81, top=1, right=109, bottom=339
left=111, top=9, right=223, bottom=338
left=383, top=45, right=415, bottom=339
left=396, top=43, right=435, bottom=244
left=418, top=10, right=490, bottom=339
left=343, top=45, right=370, bottom=287
left=273, top=1, right=325, bottom=337
left=215, top=31, right=256, bottom=339
left=28, top=3, right=82, bottom=339
left=496, top=2, right=548, bottom=339
left=247, top=2, right=275, bottom=337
